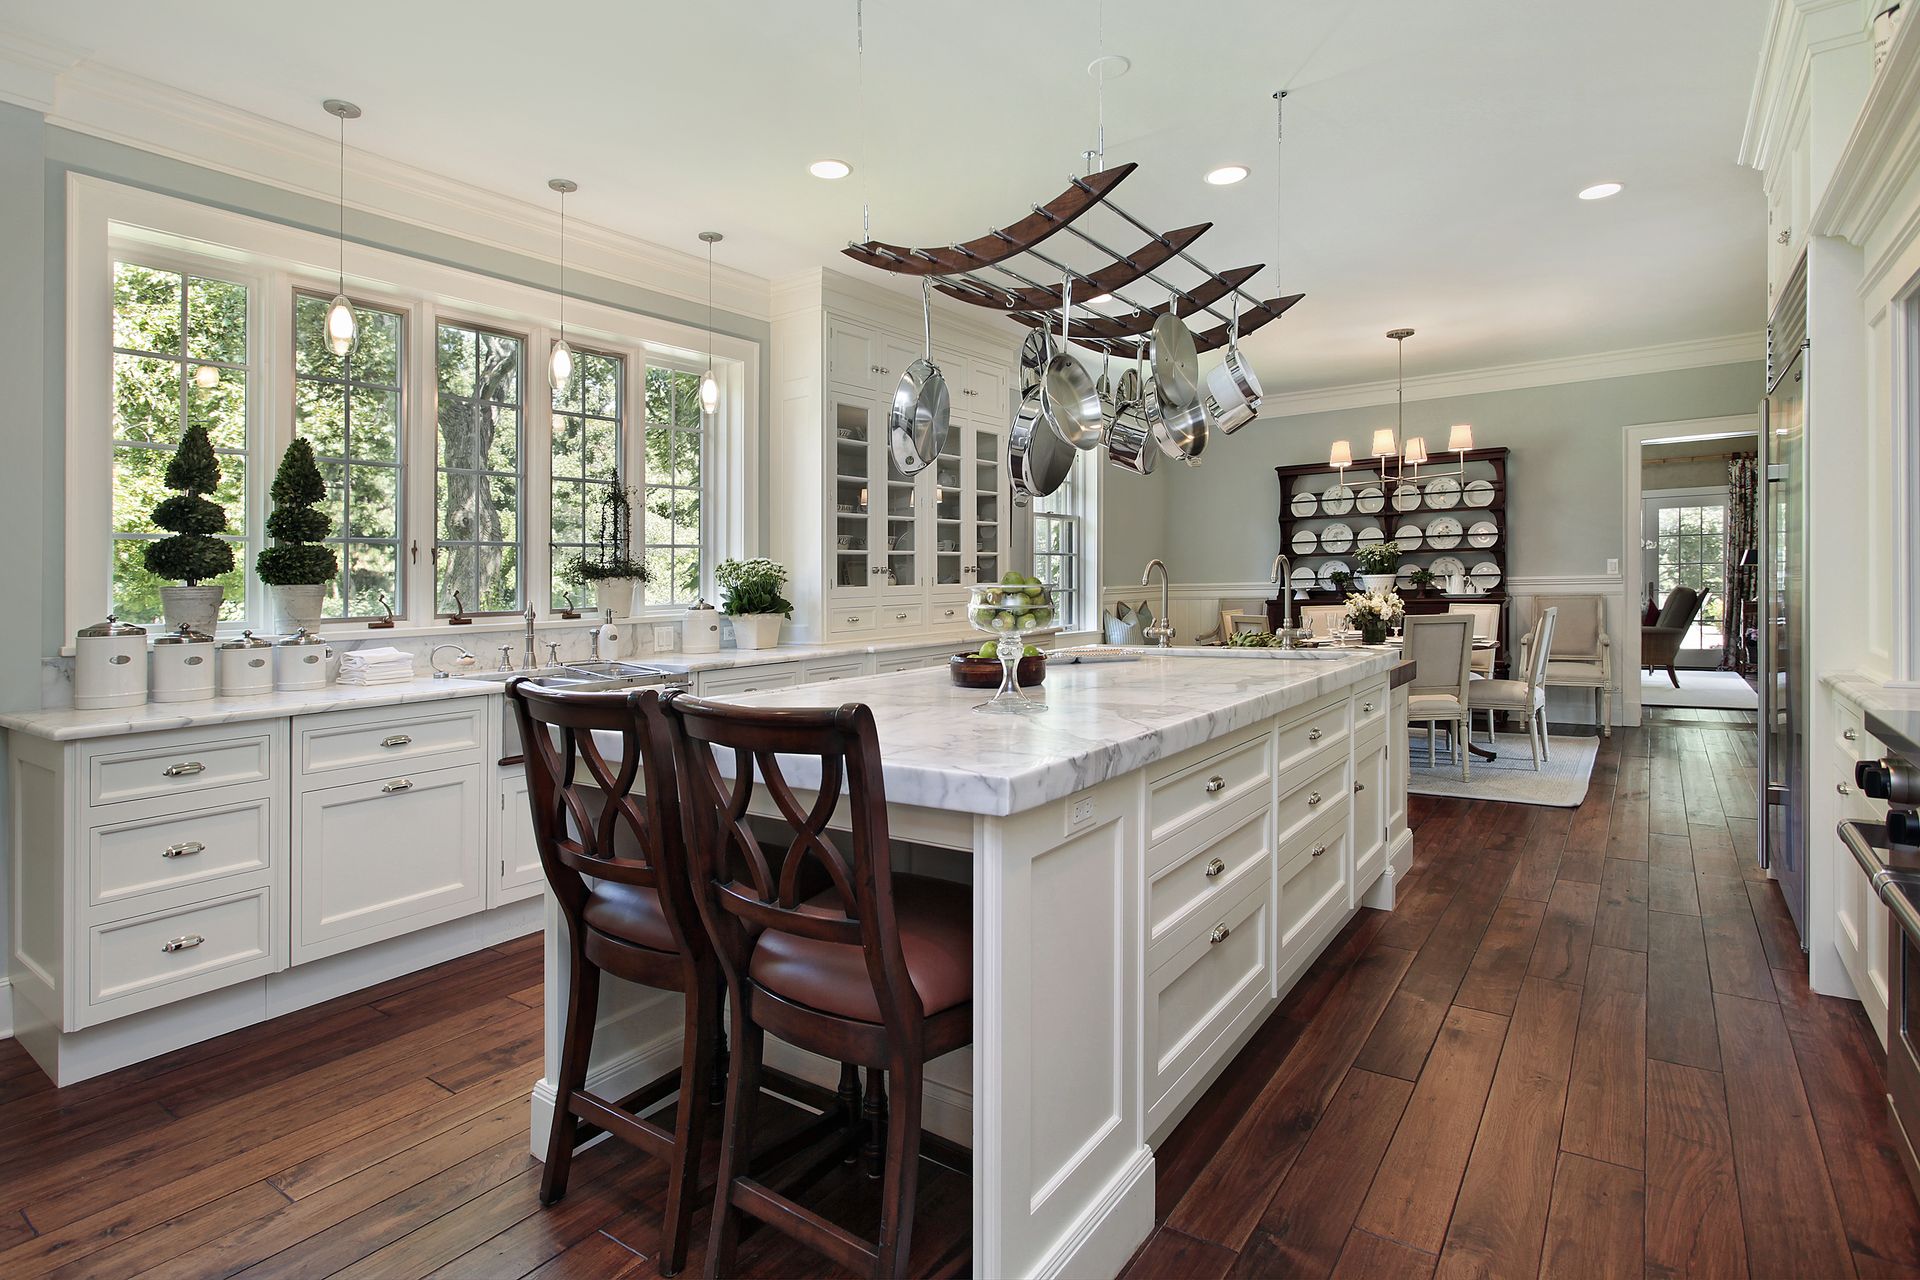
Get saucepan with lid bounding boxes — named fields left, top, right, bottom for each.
left=1104, top=355, right=1157, bottom=476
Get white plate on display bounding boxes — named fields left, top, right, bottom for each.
left=1355, top=485, right=1386, bottom=514
left=1425, top=516, right=1463, bottom=550
left=1395, top=523, right=1424, bottom=551
left=1396, top=564, right=1420, bottom=589
left=1321, top=485, right=1354, bottom=516
left=1425, top=476, right=1462, bottom=509
left=1319, top=560, right=1352, bottom=590
left=1291, top=491, right=1319, bottom=518
left=1290, top=565, right=1318, bottom=590
left=1321, top=523, right=1355, bottom=553
left=1464, top=479, right=1495, bottom=508
left=1291, top=527, right=1318, bottom=555
left=1467, top=520, right=1498, bottom=548
left=1356, top=527, right=1384, bottom=550
left=1471, top=560, right=1502, bottom=589
left=1392, top=484, right=1421, bottom=513
left=1431, top=555, right=1467, bottom=582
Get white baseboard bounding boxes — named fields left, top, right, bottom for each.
left=529, top=1023, right=685, bottom=1156
left=1031, top=1145, right=1156, bottom=1280
left=0, top=978, right=12, bottom=1040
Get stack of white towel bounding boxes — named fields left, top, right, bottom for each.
left=336, top=646, right=415, bottom=686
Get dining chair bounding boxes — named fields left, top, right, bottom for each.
left=1403, top=613, right=1475, bottom=780
left=1449, top=601, right=1502, bottom=676
left=507, top=682, right=720, bottom=1277
left=668, top=694, right=972, bottom=1280
left=1297, top=604, right=1348, bottom=637
left=1517, top=593, right=1613, bottom=736
left=1468, top=607, right=1557, bottom=769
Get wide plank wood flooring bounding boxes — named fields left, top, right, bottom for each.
left=2, top=713, right=1913, bottom=1279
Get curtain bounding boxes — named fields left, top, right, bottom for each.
left=1723, top=454, right=1759, bottom=672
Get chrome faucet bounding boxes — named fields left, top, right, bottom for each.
left=1141, top=559, right=1175, bottom=647
left=522, top=605, right=538, bottom=670
left=1270, top=552, right=1299, bottom=647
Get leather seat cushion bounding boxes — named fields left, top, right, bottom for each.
left=749, top=874, right=971, bottom=1023
left=1468, top=678, right=1545, bottom=710
left=1408, top=693, right=1465, bottom=719
left=582, top=881, right=679, bottom=953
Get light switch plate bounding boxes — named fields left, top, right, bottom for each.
left=1605, top=558, right=1619, bottom=575
left=652, top=625, right=676, bottom=650
left=1067, top=793, right=1096, bottom=834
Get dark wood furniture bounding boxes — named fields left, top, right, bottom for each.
left=507, top=681, right=720, bottom=1278
left=667, top=695, right=973, bottom=1280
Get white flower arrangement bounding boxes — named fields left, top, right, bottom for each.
left=1345, top=588, right=1405, bottom=630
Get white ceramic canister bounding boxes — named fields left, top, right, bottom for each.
left=216, top=629, right=276, bottom=697
left=274, top=628, right=333, bottom=691
left=74, top=614, right=148, bottom=709
left=681, top=598, right=721, bottom=654
left=149, top=624, right=216, bottom=703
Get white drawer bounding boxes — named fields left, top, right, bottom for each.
left=698, top=665, right=802, bottom=698
left=87, top=728, right=276, bottom=809
left=1275, top=753, right=1350, bottom=851
left=1148, top=803, right=1272, bottom=964
left=828, top=607, right=877, bottom=635
left=1148, top=730, right=1271, bottom=849
left=86, top=885, right=276, bottom=1016
left=1274, top=696, right=1351, bottom=788
left=89, top=796, right=274, bottom=909
left=929, top=601, right=967, bottom=627
left=878, top=604, right=924, bottom=631
left=1278, top=809, right=1350, bottom=958
left=1835, top=698, right=1880, bottom=761
left=296, top=701, right=485, bottom=779
left=800, top=657, right=870, bottom=684
left=1145, top=878, right=1272, bottom=1132
left=1353, top=680, right=1389, bottom=739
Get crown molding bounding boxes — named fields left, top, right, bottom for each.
left=0, top=32, right=79, bottom=112
left=23, top=53, right=772, bottom=320
left=1812, top=3, right=1920, bottom=247
left=1255, top=331, right=1764, bottom=420
left=1740, top=0, right=1871, bottom=173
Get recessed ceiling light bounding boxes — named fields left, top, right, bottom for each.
left=809, top=159, right=851, bottom=180
left=1205, top=164, right=1250, bottom=186
left=1578, top=181, right=1623, bottom=200
left=1083, top=293, right=1115, bottom=307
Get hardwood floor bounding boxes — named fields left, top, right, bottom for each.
left=1, top=712, right=1912, bottom=1279
left=1128, top=713, right=1920, bottom=1280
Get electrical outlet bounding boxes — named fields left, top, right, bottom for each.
left=1067, top=794, right=1096, bottom=833
left=1605, top=558, right=1619, bottom=576
left=653, top=625, right=676, bottom=650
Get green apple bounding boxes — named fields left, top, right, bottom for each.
left=1023, top=644, right=1042, bottom=658
left=989, top=613, right=1012, bottom=631
left=1002, top=570, right=1024, bottom=586
left=978, top=640, right=999, bottom=659
left=1016, top=613, right=1038, bottom=630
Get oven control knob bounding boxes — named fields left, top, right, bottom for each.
left=1889, top=809, right=1920, bottom=849
left=1859, top=759, right=1894, bottom=799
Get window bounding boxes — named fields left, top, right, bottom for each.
left=1032, top=481, right=1083, bottom=631
left=110, top=261, right=250, bottom=625
left=435, top=321, right=524, bottom=614
left=293, top=294, right=404, bottom=619
left=1643, top=492, right=1728, bottom=654
left=549, top=349, right=623, bottom=611
left=643, top=366, right=704, bottom=603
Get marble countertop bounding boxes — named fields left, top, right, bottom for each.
left=646, top=629, right=994, bottom=674
left=1823, top=671, right=1920, bottom=757
left=0, top=677, right=501, bottom=741
left=704, top=649, right=1399, bottom=817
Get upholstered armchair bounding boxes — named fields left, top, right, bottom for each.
left=1642, top=586, right=1709, bottom=688
left=1516, top=593, right=1613, bottom=736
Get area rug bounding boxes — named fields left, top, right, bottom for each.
left=1406, top=730, right=1599, bottom=807
left=1640, top=668, right=1758, bottom=710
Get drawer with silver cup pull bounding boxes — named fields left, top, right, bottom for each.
left=86, top=886, right=276, bottom=1017
left=295, top=702, right=485, bottom=778
left=87, top=728, right=277, bottom=807
left=89, top=798, right=275, bottom=908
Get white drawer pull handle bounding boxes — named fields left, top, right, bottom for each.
left=162, top=761, right=206, bottom=778
left=1311, top=843, right=1328, bottom=858
left=1362, top=702, right=1375, bottom=713
left=1208, top=923, right=1231, bottom=945
left=944, top=609, right=956, bottom=618
left=381, top=779, right=414, bottom=794
left=1308, top=727, right=1323, bottom=741
left=1838, top=781, right=1852, bottom=795
left=895, top=612, right=909, bottom=620
left=162, top=934, right=204, bottom=953
left=1204, top=775, right=1226, bottom=794
left=1844, top=728, right=1860, bottom=741
left=1204, top=857, right=1226, bottom=878
left=161, top=841, right=205, bottom=859
left=1307, top=790, right=1323, bottom=806
left=381, top=734, right=412, bottom=748
left=1354, top=781, right=1366, bottom=793
left=847, top=616, right=859, bottom=624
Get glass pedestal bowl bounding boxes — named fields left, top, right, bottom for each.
left=966, top=577, right=1055, bottom=714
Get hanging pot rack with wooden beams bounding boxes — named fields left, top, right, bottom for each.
left=841, top=162, right=1303, bottom=359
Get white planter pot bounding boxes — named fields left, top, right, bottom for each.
left=271, top=583, right=328, bottom=634
left=729, top=613, right=784, bottom=651
left=160, top=584, right=224, bottom=636
left=596, top=576, right=643, bottom=617
left=1362, top=574, right=1397, bottom=594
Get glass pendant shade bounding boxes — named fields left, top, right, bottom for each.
left=1404, top=436, right=1429, bottom=466
left=326, top=294, right=357, bottom=357
left=699, top=369, right=719, bottom=414
left=1448, top=423, right=1474, bottom=452
left=1328, top=440, right=1353, bottom=468
left=1371, top=428, right=1397, bottom=458
left=550, top=338, right=573, bottom=386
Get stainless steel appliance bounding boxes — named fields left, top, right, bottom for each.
left=1760, top=257, right=1809, bottom=939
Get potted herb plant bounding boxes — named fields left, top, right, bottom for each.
left=715, top=557, right=793, bottom=650
left=1355, top=541, right=1399, bottom=593
left=559, top=470, right=648, bottom=616
left=1409, top=566, right=1439, bottom=598
left=144, top=422, right=235, bottom=634
left=1345, top=587, right=1405, bottom=646
left=1327, top=569, right=1356, bottom=595
left=255, top=438, right=338, bottom=632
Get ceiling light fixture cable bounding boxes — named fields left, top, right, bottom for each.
left=856, top=0, right=870, bottom=244
left=322, top=98, right=361, bottom=357
left=699, top=231, right=722, bottom=415
left=1273, top=88, right=1287, bottom=296
left=548, top=178, right=577, bottom=385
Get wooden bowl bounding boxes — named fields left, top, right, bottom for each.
left=949, top=652, right=1047, bottom=689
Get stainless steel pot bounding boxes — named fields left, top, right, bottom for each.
left=1042, top=274, right=1105, bottom=450
left=1105, top=401, right=1158, bottom=476
left=1007, top=381, right=1073, bottom=504
left=888, top=280, right=950, bottom=476
left=1203, top=298, right=1263, bottom=434
left=1147, top=375, right=1209, bottom=463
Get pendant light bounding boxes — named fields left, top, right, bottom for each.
left=322, top=99, right=361, bottom=358
left=548, top=178, right=577, bottom=387
left=698, top=231, right=722, bottom=415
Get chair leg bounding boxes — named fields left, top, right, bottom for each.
left=837, top=1062, right=864, bottom=1164
left=863, top=1069, right=889, bottom=1179
left=1529, top=711, right=1540, bottom=770
left=1667, top=663, right=1680, bottom=689
left=661, top=974, right=721, bottom=1278
left=540, top=941, right=600, bottom=1206
left=1459, top=718, right=1469, bottom=782
left=706, top=1004, right=764, bottom=1279
left=1540, top=708, right=1551, bottom=760
left=1428, top=721, right=1436, bottom=768
left=872, top=1057, right=924, bottom=1280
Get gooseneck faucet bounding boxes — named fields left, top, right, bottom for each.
left=1142, top=559, right=1175, bottom=647
left=1270, top=552, right=1298, bottom=646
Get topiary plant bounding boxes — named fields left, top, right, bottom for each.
left=143, top=422, right=235, bottom=585
left=255, top=438, right=338, bottom=586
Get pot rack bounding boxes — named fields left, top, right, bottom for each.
left=841, top=162, right=1303, bottom=359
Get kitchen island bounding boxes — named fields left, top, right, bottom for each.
left=534, top=647, right=1413, bottom=1278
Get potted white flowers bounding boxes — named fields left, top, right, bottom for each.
left=1345, top=588, right=1405, bottom=646
left=1354, top=542, right=1399, bottom=594
left=715, top=558, right=793, bottom=650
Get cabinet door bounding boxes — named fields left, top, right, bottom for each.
left=494, top=768, right=543, bottom=906
left=827, top=319, right=878, bottom=392
left=930, top=416, right=967, bottom=598
left=1352, top=736, right=1389, bottom=903
left=294, top=764, right=486, bottom=963
left=880, top=430, right=923, bottom=601
left=963, top=361, right=1010, bottom=425
left=829, top=396, right=881, bottom=600
left=968, top=423, right=1006, bottom=588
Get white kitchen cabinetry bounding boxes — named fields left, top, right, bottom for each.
left=1831, top=690, right=1892, bottom=1042
left=494, top=768, right=544, bottom=905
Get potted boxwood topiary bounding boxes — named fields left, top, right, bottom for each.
left=559, top=470, right=649, bottom=616
left=715, top=557, right=793, bottom=650
left=255, top=438, right=338, bottom=632
left=144, top=421, right=235, bottom=634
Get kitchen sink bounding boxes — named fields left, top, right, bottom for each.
left=467, top=662, right=688, bottom=759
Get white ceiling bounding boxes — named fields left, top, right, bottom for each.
left=6, top=0, right=1770, bottom=394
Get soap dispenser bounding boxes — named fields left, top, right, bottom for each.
left=593, top=608, right=624, bottom=660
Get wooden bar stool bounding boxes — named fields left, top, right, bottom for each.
left=508, top=681, right=721, bottom=1278
left=667, top=694, right=973, bottom=1280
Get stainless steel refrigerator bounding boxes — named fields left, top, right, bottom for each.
left=1759, top=257, right=1807, bottom=940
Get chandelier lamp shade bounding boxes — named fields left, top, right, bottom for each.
left=322, top=99, right=361, bottom=358
left=1328, top=329, right=1480, bottom=485
left=548, top=178, right=578, bottom=387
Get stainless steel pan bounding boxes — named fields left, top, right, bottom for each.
left=1007, top=380, right=1073, bottom=503
left=1042, top=274, right=1105, bottom=450
left=1150, top=295, right=1200, bottom=412
left=888, top=280, right=950, bottom=476
left=1019, top=324, right=1053, bottom=398
left=1105, top=358, right=1157, bottom=476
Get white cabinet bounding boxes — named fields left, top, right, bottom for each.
left=1352, top=732, right=1390, bottom=902
left=1832, top=691, right=1891, bottom=1042
left=696, top=664, right=804, bottom=697
left=493, top=768, right=543, bottom=906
